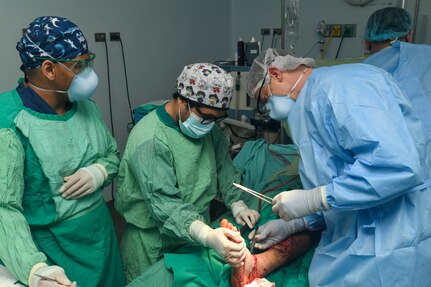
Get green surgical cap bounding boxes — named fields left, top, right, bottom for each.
left=365, top=7, right=412, bottom=41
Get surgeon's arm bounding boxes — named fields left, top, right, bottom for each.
left=130, top=138, right=204, bottom=242
left=317, top=82, right=424, bottom=209
left=59, top=108, right=120, bottom=199
left=93, top=117, right=120, bottom=186
left=0, top=129, right=47, bottom=284
left=212, top=127, right=259, bottom=227
left=130, top=137, right=247, bottom=265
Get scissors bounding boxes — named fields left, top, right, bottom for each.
left=34, top=274, right=80, bottom=287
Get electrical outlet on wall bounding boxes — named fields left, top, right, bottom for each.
left=324, top=24, right=356, bottom=38
left=273, top=28, right=282, bottom=35
left=331, top=24, right=342, bottom=37
left=95, top=33, right=106, bottom=42
left=110, top=32, right=121, bottom=41
left=342, top=24, right=356, bottom=37
left=261, top=28, right=270, bottom=36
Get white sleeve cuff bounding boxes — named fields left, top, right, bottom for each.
left=319, top=186, right=330, bottom=210
left=93, top=163, right=108, bottom=180
left=82, top=164, right=106, bottom=188
left=29, top=262, right=48, bottom=286
left=189, top=220, right=212, bottom=247
left=231, top=200, right=248, bottom=217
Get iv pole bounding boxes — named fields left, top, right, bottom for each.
left=281, top=0, right=285, bottom=49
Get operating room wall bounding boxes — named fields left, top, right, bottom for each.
left=0, top=0, right=232, bottom=201
left=2, top=0, right=430, bottom=201
left=230, top=0, right=431, bottom=60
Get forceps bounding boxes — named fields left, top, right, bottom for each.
left=34, top=274, right=80, bottom=287
left=233, top=183, right=273, bottom=204
left=249, top=226, right=259, bottom=253
left=241, top=224, right=259, bottom=253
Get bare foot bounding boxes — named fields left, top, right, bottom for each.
left=230, top=248, right=259, bottom=287
left=230, top=231, right=320, bottom=287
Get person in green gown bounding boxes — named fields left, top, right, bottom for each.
left=0, top=16, right=125, bottom=287
left=115, top=63, right=260, bottom=283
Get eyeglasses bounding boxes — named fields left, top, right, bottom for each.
left=190, top=102, right=228, bottom=125
left=256, top=71, right=269, bottom=115
left=34, top=52, right=96, bottom=74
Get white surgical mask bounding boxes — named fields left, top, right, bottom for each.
left=28, top=64, right=99, bottom=102
left=178, top=103, right=215, bottom=139
left=265, top=67, right=308, bottom=121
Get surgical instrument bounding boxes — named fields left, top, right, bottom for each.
left=34, top=273, right=80, bottom=287
left=250, top=226, right=259, bottom=253
left=233, top=183, right=273, bottom=204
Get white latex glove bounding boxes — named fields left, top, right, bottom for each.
left=231, top=200, right=260, bottom=228
left=272, top=187, right=330, bottom=221
left=248, top=218, right=306, bottom=250
left=29, top=263, right=77, bottom=287
left=190, top=220, right=247, bottom=267
left=59, top=164, right=107, bottom=199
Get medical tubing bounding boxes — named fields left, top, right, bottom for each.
left=266, top=144, right=292, bottom=165
left=335, top=31, right=346, bottom=59
left=304, top=41, right=320, bottom=57
left=104, top=42, right=115, bottom=137
left=320, top=29, right=335, bottom=60
left=119, top=38, right=134, bottom=124
left=104, top=41, right=116, bottom=200
left=271, top=33, right=276, bottom=48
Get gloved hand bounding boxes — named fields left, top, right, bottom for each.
left=59, top=164, right=107, bottom=199
left=248, top=218, right=306, bottom=250
left=272, top=186, right=330, bottom=221
left=29, top=263, right=77, bottom=287
left=231, top=200, right=260, bottom=228
left=190, top=220, right=247, bottom=267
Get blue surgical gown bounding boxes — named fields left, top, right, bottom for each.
left=363, top=41, right=431, bottom=143
left=288, top=63, right=431, bottom=286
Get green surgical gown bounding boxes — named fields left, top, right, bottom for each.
left=115, top=104, right=243, bottom=283
left=0, top=88, right=125, bottom=286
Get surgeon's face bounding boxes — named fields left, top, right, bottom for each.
left=179, top=98, right=227, bottom=124
left=188, top=103, right=227, bottom=124
left=255, top=73, right=289, bottom=114
left=51, top=53, right=95, bottom=91
left=255, top=81, right=268, bottom=115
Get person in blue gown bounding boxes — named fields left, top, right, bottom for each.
left=363, top=7, right=431, bottom=142
left=246, top=48, right=431, bottom=286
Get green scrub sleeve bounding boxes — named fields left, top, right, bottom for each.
left=130, top=138, right=204, bottom=243
left=212, top=128, right=243, bottom=208
left=94, top=111, right=120, bottom=186
left=0, top=129, right=47, bottom=284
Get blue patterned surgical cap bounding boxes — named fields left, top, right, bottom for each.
left=16, top=16, right=89, bottom=70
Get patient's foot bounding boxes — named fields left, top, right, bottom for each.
left=230, top=249, right=259, bottom=287
left=244, top=278, right=275, bottom=287
left=230, top=231, right=320, bottom=287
